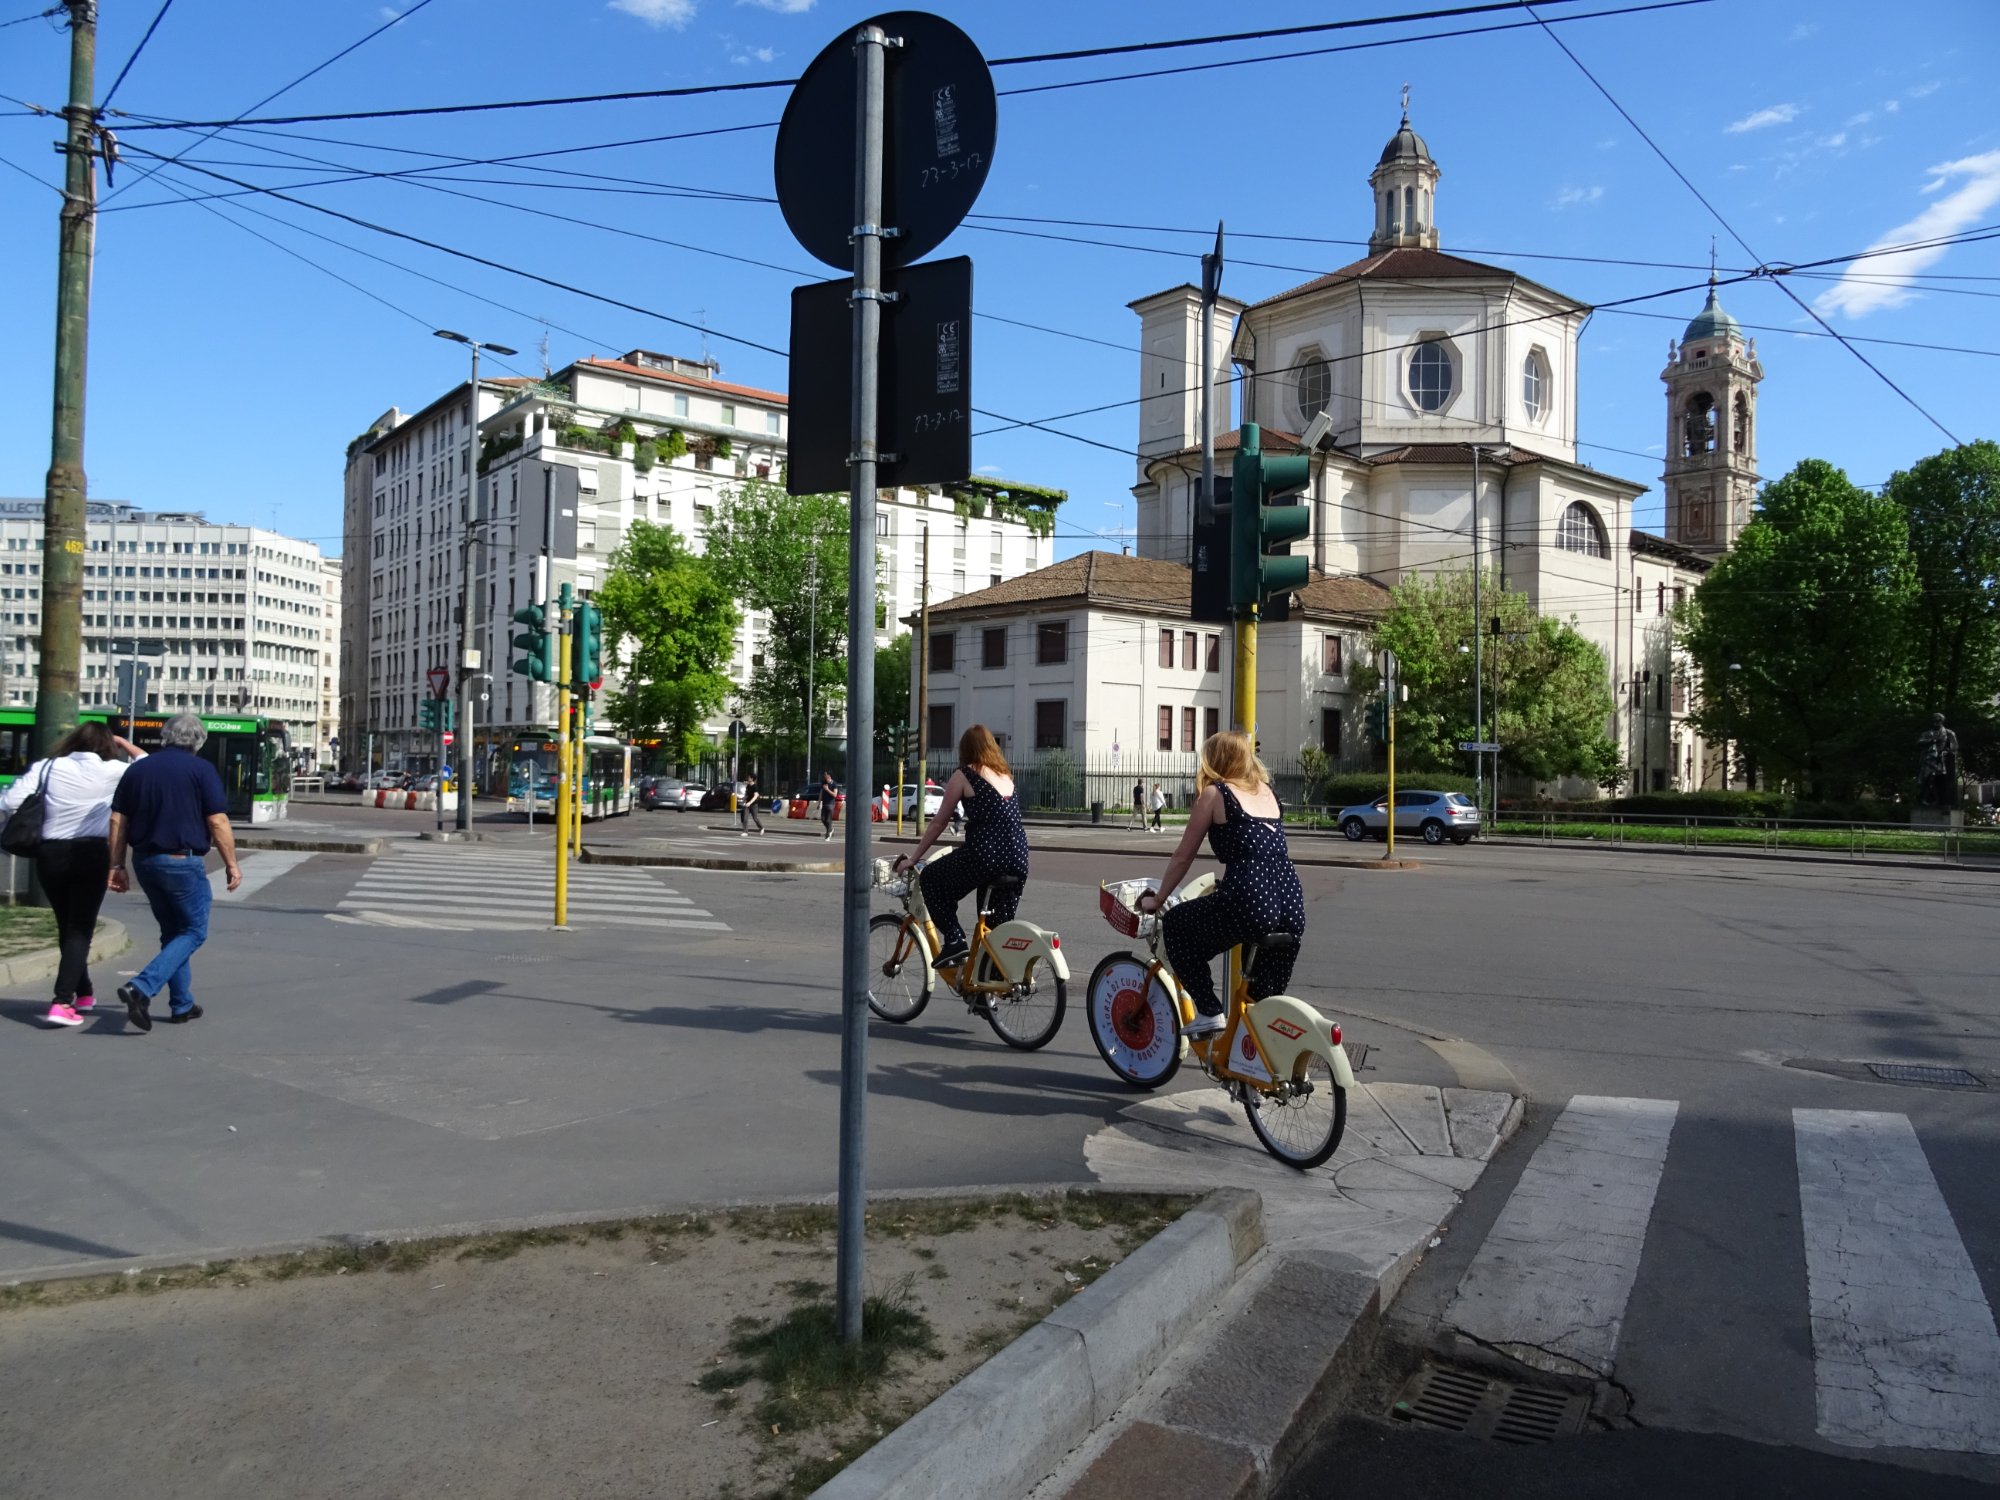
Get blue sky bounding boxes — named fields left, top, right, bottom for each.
left=0, top=0, right=1993, bottom=561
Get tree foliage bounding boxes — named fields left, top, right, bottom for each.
left=1680, top=459, right=1917, bottom=798
left=702, top=481, right=854, bottom=749
left=595, top=521, right=738, bottom=764
left=1890, top=439, right=2000, bottom=744
left=1357, top=569, right=1619, bottom=786
left=875, top=633, right=912, bottom=745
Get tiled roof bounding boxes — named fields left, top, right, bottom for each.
left=1629, top=529, right=1715, bottom=570
left=1249, top=247, right=1519, bottom=309
left=1155, top=426, right=1305, bottom=462
left=923, top=551, right=1389, bottom=623
left=576, top=356, right=788, bottom=406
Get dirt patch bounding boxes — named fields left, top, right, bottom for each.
left=0, top=1194, right=1190, bottom=1500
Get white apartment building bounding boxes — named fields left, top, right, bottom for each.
left=314, top=557, right=342, bottom=766
left=0, top=499, right=329, bottom=734
left=343, top=350, right=1058, bottom=776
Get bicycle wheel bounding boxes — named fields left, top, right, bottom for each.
left=1085, top=951, right=1184, bottom=1089
left=1243, top=1053, right=1346, bottom=1169
left=977, top=951, right=1066, bottom=1050
left=866, top=913, right=932, bottom=1023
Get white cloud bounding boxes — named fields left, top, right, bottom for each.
left=1908, top=79, right=1941, bottom=98
left=378, top=5, right=404, bottom=20
left=1819, top=131, right=1847, bottom=150
left=1847, top=110, right=1873, bottom=126
left=1552, top=184, right=1604, bottom=209
left=738, top=0, right=816, bottom=11
left=1814, top=149, right=2000, bottom=318
left=1724, top=103, right=1799, bottom=134
left=731, top=44, right=777, bottom=64
left=1789, top=22, right=1817, bottom=40
left=610, top=0, right=696, bottom=27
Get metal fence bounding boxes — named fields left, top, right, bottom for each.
left=1488, top=809, right=2000, bottom=864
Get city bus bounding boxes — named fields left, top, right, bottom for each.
left=504, top=733, right=634, bottom=820
left=0, top=708, right=293, bottom=823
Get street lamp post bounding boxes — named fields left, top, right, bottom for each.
left=434, top=330, right=517, bottom=835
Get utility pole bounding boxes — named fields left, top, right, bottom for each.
left=1471, top=445, right=1483, bottom=818
left=805, top=547, right=819, bottom=787
left=915, top=526, right=930, bottom=787
left=37, top=0, right=98, bottom=761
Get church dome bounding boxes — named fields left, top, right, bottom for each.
left=1683, top=284, right=1740, bottom=343
left=1377, top=114, right=1433, bottom=167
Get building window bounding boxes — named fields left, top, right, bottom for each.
left=1036, top=620, right=1068, bottom=665
left=1409, top=341, right=1453, bottom=412
left=1181, top=631, right=1196, bottom=671
left=1157, top=705, right=1173, bottom=751
left=1204, top=633, right=1220, bottom=672
left=1180, top=706, right=1196, bottom=752
left=927, top=703, right=954, bottom=748
left=1295, top=354, right=1331, bottom=425
left=1321, top=707, right=1342, bottom=754
left=1034, top=699, right=1067, bottom=750
left=1321, top=634, right=1343, bottom=675
left=1522, top=349, right=1549, bottom=422
left=1159, top=627, right=1174, bottom=668
left=981, top=627, right=1006, bottom=669
left=719, top=404, right=736, bottom=427
left=766, top=411, right=781, bottom=435
left=673, top=394, right=688, bottom=417
left=1203, top=706, right=1219, bottom=741
left=930, top=629, right=955, bottom=671
left=1556, top=502, right=1607, bottom=558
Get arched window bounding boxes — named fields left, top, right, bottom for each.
left=1403, top=186, right=1415, bottom=234
left=1556, top=502, right=1607, bottom=558
left=1408, top=341, right=1453, bottom=412
left=1681, top=394, right=1716, bottom=458
left=1295, top=356, right=1331, bottom=425
left=1732, top=392, right=1750, bottom=456
left=1522, top=349, right=1549, bottom=422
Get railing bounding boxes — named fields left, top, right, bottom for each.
left=1478, top=809, right=1999, bottom=864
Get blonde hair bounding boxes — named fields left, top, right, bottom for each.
left=958, top=723, right=1010, bottom=775
left=1196, top=730, right=1269, bottom=794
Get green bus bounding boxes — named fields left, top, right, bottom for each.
left=0, top=709, right=293, bottom=823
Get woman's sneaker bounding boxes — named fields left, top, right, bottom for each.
left=74, top=994, right=96, bottom=1011
left=932, top=944, right=970, bottom=972
left=44, top=1003, right=84, bottom=1028
left=1179, top=1012, right=1225, bottom=1040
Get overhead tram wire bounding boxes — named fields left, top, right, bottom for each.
left=0, top=5, right=61, bottom=29
left=98, top=0, right=176, bottom=113
left=1522, top=3, right=1962, bottom=446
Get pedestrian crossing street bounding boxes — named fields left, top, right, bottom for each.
left=331, top=843, right=729, bottom=933
left=1448, top=1095, right=2000, bottom=1456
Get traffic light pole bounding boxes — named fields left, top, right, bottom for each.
left=553, top=583, right=574, bottom=929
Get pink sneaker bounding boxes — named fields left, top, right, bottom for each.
left=74, top=994, right=96, bottom=1011
left=44, top=1004, right=84, bottom=1028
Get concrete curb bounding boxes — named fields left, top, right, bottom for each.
left=0, top=918, right=129, bottom=989
left=235, top=835, right=384, bottom=855
left=580, top=845, right=840, bottom=874
left=811, top=1188, right=1263, bottom=1500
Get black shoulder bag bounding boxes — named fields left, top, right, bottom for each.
left=1, top=759, right=56, bottom=857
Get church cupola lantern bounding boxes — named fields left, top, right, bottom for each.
left=1368, top=87, right=1441, bottom=253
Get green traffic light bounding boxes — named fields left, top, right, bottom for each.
left=1229, top=422, right=1313, bottom=611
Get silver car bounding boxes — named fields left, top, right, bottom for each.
left=1336, top=790, right=1482, bottom=846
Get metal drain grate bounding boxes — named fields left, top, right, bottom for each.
left=1343, top=1042, right=1371, bottom=1072
left=496, top=954, right=554, bottom=965
left=1868, top=1062, right=1982, bottom=1087
left=1392, top=1364, right=1589, bottom=1445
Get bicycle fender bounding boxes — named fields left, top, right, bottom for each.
left=1244, top=996, right=1356, bottom=1090
left=983, top=920, right=1069, bottom=983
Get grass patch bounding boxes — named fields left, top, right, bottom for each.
left=720, top=1277, right=940, bottom=1434
left=1489, top=818, right=2000, bottom=857
left=0, top=906, right=58, bottom=959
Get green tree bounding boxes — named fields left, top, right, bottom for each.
left=702, top=481, right=853, bottom=755
left=875, top=633, right=912, bottom=745
left=1680, top=458, right=1916, bottom=798
left=1889, top=440, right=2000, bottom=771
left=595, top=521, right=738, bottom=764
left=1355, top=569, right=1618, bottom=785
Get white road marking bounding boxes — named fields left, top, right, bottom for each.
left=332, top=846, right=728, bottom=933
left=1795, top=1109, right=2000, bottom=1454
left=213, top=849, right=314, bottom=902
left=1445, top=1094, right=1679, bottom=1378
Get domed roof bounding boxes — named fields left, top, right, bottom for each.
left=1377, top=112, right=1433, bottom=167
left=1684, top=283, right=1740, bottom=343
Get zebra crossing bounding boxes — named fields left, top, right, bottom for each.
left=1446, top=1095, right=2000, bottom=1456
left=331, top=843, right=729, bottom=933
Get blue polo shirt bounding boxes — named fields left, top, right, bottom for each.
left=111, top=746, right=229, bottom=855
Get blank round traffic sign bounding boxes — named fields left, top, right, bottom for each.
left=774, top=11, right=996, bottom=272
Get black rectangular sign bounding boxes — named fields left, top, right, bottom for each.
left=788, top=255, right=973, bottom=496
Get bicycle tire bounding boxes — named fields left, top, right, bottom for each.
left=977, top=951, right=1066, bottom=1050
left=1243, top=1054, right=1346, bottom=1169
left=1085, top=951, right=1184, bottom=1089
left=866, top=912, right=932, bottom=1023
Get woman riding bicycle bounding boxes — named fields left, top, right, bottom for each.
left=892, top=724, right=1029, bottom=970
left=1136, top=730, right=1304, bottom=1039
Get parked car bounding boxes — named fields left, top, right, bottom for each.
left=365, top=769, right=409, bottom=791
left=699, top=783, right=736, bottom=812
left=640, top=776, right=704, bottom=812
left=1335, top=790, right=1482, bottom=846
left=328, top=772, right=365, bottom=793
left=898, top=779, right=945, bottom=819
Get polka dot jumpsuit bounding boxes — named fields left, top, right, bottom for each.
left=1161, top=783, right=1306, bottom=1016
left=919, top=766, right=1031, bottom=953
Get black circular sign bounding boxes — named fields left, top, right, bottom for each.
left=774, top=11, right=996, bottom=272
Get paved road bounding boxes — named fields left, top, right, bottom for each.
left=4, top=810, right=1997, bottom=1492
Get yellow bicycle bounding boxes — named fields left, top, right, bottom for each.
left=867, top=853, right=1069, bottom=1050
left=1087, top=875, right=1351, bottom=1168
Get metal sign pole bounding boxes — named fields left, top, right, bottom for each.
left=836, top=20, right=889, bottom=1347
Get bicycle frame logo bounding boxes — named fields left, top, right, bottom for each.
left=1268, top=1018, right=1306, bottom=1041
left=1002, top=936, right=1032, bottom=950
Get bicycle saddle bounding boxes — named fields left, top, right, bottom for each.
left=977, top=872, right=1026, bottom=910
left=1244, top=931, right=1300, bottom=978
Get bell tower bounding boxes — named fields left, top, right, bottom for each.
left=1661, top=263, right=1762, bottom=553
left=1368, top=87, right=1440, bottom=253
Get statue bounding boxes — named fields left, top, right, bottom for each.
left=1917, top=713, right=1961, bottom=809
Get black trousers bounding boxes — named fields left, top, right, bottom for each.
left=35, top=836, right=109, bottom=1004
left=919, top=853, right=1024, bottom=953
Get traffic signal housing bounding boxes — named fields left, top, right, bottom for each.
left=417, top=699, right=456, bottom=731
left=1229, top=422, right=1311, bottom=619
left=572, top=600, right=604, bottom=691
left=1365, top=700, right=1388, bottom=743
left=511, top=604, right=556, bottom=683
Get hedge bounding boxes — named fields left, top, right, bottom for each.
left=1497, top=789, right=1915, bottom=824
left=1313, top=772, right=1477, bottom=807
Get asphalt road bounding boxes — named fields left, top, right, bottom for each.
left=5, top=801, right=1998, bottom=1490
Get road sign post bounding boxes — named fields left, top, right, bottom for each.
left=776, top=9, right=995, bottom=1345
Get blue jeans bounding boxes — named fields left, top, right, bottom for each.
left=132, top=853, right=213, bottom=1015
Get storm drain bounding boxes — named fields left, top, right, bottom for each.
left=1343, top=1042, right=1371, bottom=1072
left=497, top=954, right=554, bottom=965
left=1867, top=1062, right=1982, bottom=1088
left=1391, top=1363, right=1589, bottom=1445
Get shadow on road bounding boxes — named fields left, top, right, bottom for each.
left=804, top=1059, right=1132, bottom=1118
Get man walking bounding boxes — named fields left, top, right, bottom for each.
left=819, top=770, right=839, bottom=841
left=1131, top=778, right=1146, bottom=830
left=738, top=770, right=766, bottom=837
left=107, top=713, right=241, bottom=1030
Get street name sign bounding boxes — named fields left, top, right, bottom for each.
left=1459, top=741, right=1503, bottom=753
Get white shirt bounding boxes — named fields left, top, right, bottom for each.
left=0, top=751, right=137, bottom=841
